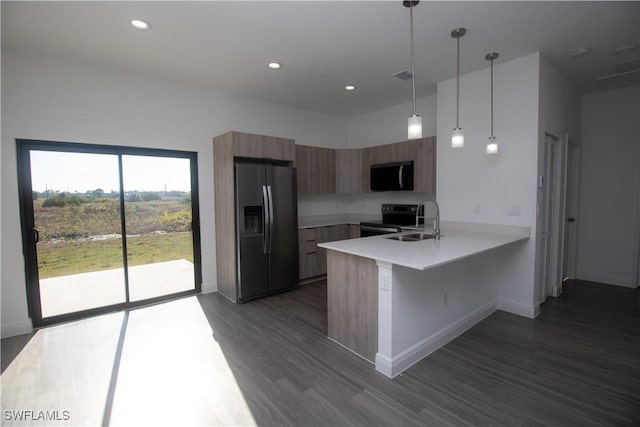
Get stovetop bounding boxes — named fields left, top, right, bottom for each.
left=360, top=204, right=424, bottom=228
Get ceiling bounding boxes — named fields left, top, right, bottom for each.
left=2, top=1, right=639, bottom=117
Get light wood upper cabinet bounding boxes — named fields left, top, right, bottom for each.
left=230, top=131, right=295, bottom=161
left=362, top=137, right=436, bottom=193
left=295, top=145, right=336, bottom=194
left=335, top=149, right=363, bottom=194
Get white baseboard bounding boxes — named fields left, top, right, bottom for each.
left=498, top=298, right=539, bottom=319
left=200, top=281, right=217, bottom=294
left=375, top=299, right=497, bottom=378
left=1, top=319, right=33, bottom=339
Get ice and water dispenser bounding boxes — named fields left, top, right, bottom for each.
left=243, top=206, right=263, bottom=236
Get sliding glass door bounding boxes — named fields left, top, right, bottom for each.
left=121, top=155, right=195, bottom=302
left=29, top=150, right=127, bottom=318
left=17, top=140, right=201, bottom=327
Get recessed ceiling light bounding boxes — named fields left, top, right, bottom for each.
left=130, top=19, right=151, bottom=30
left=570, top=47, right=591, bottom=58
left=267, top=62, right=283, bottom=70
left=614, top=44, right=638, bottom=55
left=344, top=85, right=357, bottom=91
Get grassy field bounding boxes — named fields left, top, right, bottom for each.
left=37, top=232, right=193, bottom=279
left=34, top=197, right=194, bottom=279
left=34, top=198, right=191, bottom=239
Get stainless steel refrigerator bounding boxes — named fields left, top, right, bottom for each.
left=235, top=161, right=299, bottom=302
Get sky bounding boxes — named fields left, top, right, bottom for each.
left=29, top=151, right=192, bottom=193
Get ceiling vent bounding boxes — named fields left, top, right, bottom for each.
left=596, top=58, right=640, bottom=90
left=392, top=70, right=414, bottom=81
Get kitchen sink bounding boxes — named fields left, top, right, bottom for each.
left=385, top=233, right=435, bottom=242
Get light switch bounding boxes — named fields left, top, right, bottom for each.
left=508, top=206, right=521, bottom=216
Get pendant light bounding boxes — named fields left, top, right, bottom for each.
left=405, top=1, right=422, bottom=139
left=451, top=28, right=466, bottom=148
left=485, top=52, right=499, bottom=154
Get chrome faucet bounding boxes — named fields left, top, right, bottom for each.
left=416, top=199, right=440, bottom=239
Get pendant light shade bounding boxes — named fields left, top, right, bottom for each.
left=486, top=52, right=499, bottom=155
left=451, top=128, right=464, bottom=148
left=408, top=115, right=423, bottom=139
left=486, top=136, right=498, bottom=154
left=405, top=1, right=421, bottom=139
left=451, top=28, right=466, bottom=148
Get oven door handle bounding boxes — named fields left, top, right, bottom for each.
left=360, top=225, right=401, bottom=234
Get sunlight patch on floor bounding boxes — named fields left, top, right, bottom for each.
left=107, top=297, right=256, bottom=426
left=1, top=313, right=125, bottom=425
left=1, top=297, right=256, bottom=426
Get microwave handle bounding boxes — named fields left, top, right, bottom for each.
left=398, top=165, right=404, bottom=189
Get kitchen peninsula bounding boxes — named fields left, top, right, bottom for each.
left=318, top=222, right=529, bottom=378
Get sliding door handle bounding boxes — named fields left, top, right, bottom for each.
left=33, top=228, right=40, bottom=244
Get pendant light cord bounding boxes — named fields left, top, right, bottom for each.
left=456, top=36, right=460, bottom=128
left=410, top=3, right=417, bottom=116
left=490, top=58, right=494, bottom=137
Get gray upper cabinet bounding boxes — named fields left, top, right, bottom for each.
left=295, top=145, right=336, bottom=194
left=295, top=136, right=435, bottom=195
left=362, top=137, right=436, bottom=193
left=335, top=149, right=363, bottom=194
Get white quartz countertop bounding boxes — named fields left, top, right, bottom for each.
left=298, top=214, right=379, bottom=229
left=317, top=221, right=530, bottom=271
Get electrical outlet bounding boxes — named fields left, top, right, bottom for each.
left=442, top=292, right=447, bottom=307
left=473, top=204, right=481, bottom=215
left=381, top=274, right=391, bottom=291
left=508, top=206, right=521, bottom=216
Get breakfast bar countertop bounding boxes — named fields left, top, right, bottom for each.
left=318, top=221, right=530, bottom=271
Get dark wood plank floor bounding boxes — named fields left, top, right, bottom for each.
left=2, top=279, right=639, bottom=426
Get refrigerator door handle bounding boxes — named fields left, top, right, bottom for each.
left=267, top=185, right=274, bottom=253
left=262, top=185, right=269, bottom=254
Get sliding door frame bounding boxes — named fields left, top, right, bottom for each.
left=16, top=139, right=202, bottom=327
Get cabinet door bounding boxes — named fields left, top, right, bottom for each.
left=414, top=137, right=436, bottom=193
left=328, top=224, right=350, bottom=242
left=298, top=228, right=320, bottom=279
left=295, top=145, right=336, bottom=194
left=232, top=131, right=295, bottom=161
left=335, top=149, right=363, bottom=194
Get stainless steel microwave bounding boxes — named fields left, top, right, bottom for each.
left=370, top=161, right=414, bottom=192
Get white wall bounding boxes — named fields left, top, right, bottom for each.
left=577, top=86, right=640, bottom=288
left=347, top=95, right=437, bottom=149
left=1, top=50, right=348, bottom=337
left=437, top=53, right=541, bottom=313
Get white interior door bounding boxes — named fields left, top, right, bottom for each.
left=562, top=142, right=581, bottom=281
left=541, top=134, right=560, bottom=302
